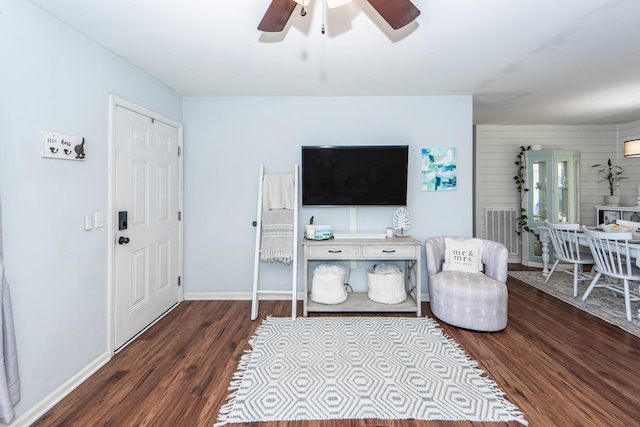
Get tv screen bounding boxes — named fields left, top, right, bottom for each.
left=301, top=145, right=409, bottom=206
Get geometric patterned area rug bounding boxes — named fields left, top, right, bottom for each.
left=215, top=316, right=527, bottom=426
left=509, top=270, right=640, bottom=338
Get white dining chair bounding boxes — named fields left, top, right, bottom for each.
left=581, top=227, right=640, bottom=321
left=616, top=219, right=640, bottom=232
left=544, top=221, right=594, bottom=297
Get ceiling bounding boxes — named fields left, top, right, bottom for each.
left=28, top=0, right=640, bottom=125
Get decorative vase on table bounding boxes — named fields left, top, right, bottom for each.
left=604, top=195, right=620, bottom=206
left=305, top=225, right=316, bottom=239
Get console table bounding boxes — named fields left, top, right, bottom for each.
left=302, top=236, right=422, bottom=316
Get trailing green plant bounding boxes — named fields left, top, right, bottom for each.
left=513, top=145, right=532, bottom=236
left=592, top=159, right=627, bottom=196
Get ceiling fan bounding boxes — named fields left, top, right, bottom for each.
left=258, top=0, right=421, bottom=32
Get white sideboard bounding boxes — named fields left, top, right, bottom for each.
left=302, top=236, right=422, bottom=316
left=595, top=205, right=640, bottom=225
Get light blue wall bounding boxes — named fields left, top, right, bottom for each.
left=0, top=0, right=182, bottom=421
left=183, top=96, right=473, bottom=294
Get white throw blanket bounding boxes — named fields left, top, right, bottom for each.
left=259, top=173, right=295, bottom=264
left=262, top=174, right=294, bottom=211
left=260, top=209, right=294, bottom=265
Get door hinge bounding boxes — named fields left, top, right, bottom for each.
left=178, top=146, right=181, bottom=156
left=178, top=276, right=181, bottom=287
left=151, top=117, right=155, bottom=124
left=178, top=211, right=182, bottom=221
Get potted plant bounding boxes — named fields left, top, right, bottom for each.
left=305, top=216, right=316, bottom=239
left=592, top=159, right=627, bottom=206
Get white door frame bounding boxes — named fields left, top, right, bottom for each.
left=107, top=95, right=184, bottom=355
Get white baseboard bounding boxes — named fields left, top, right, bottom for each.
left=13, top=352, right=110, bottom=427
left=184, top=292, right=304, bottom=301
left=183, top=292, right=424, bottom=302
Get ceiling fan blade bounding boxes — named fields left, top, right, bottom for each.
left=258, top=0, right=297, bottom=32
left=366, top=0, right=421, bottom=30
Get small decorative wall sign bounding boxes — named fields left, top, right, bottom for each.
left=41, top=131, right=85, bottom=160
left=421, top=147, right=456, bottom=191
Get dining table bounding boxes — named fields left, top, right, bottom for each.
left=537, top=224, right=640, bottom=276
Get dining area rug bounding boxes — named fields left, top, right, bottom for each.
left=215, top=316, right=527, bottom=426
left=509, top=270, right=640, bottom=338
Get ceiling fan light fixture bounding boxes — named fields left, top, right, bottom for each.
left=327, top=0, right=352, bottom=8
left=624, top=139, right=640, bottom=157
left=258, top=0, right=420, bottom=32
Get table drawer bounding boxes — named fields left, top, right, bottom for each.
left=308, top=245, right=361, bottom=259
left=363, top=245, right=416, bottom=258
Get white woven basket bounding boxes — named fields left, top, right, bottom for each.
left=367, top=270, right=406, bottom=304
left=311, top=265, right=347, bottom=305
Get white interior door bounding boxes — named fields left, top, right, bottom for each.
left=114, top=105, right=180, bottom=350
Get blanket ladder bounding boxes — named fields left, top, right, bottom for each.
left=251, top=164, right=299, bottom=320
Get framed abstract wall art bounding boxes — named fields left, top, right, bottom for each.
left=421, top=147, right=456, bottom=192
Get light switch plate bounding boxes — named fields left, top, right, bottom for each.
left=94, top=212, right=104, bottom=228
left=84, top=215, right=93, bottom=231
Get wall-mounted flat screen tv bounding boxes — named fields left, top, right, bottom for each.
left=301, top=145, right=409, bottom=206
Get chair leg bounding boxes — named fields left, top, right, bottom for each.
left=545, top=259, right=560, bottom=284
left=624, top=279, right=633, bottom=321
left=573, top=263, right=579, bottom=297
left=582, top=272, right=602, bottom=301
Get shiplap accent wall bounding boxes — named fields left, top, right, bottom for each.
left=474, top=122, right=640, bottom=261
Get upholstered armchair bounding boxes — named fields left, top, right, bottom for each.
left=425, top=236, right=509, bottom=332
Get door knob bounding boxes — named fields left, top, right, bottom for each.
left=118, top=236, right=130, bottom=244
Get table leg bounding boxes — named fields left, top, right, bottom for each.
left=405, top=257, right=421, bottom=317
left=539, top=228, right=550, bottom=276
left=415, top=249, right=421, bottom=316
left=303, top=246, right=309, bottom=317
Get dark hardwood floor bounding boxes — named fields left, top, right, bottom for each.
left=33, top=265, right=640, bottom=427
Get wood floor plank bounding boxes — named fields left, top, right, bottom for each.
left=33, top=267, right=640, bottom=427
